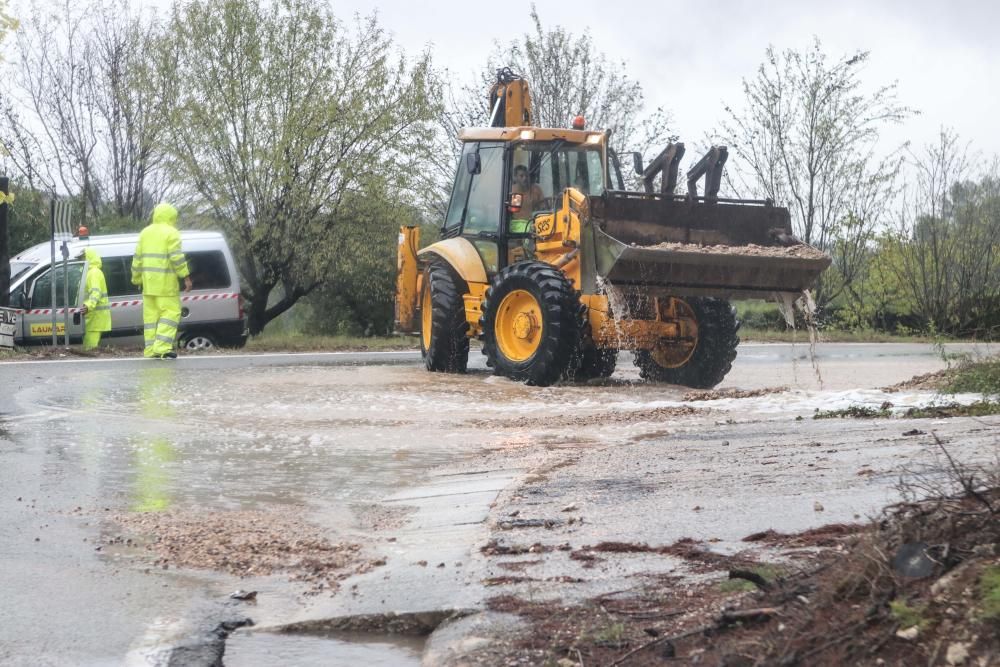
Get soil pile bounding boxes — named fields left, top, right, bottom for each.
left=882, top=368, right=955, bottom=393
left=643, top=242, right=828, bottom=259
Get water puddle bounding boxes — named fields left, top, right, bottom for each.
left=224, top=630, right=423, bottom=666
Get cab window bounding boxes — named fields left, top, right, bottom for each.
left=29, top=262, right=85, bottom=308
left=444, top=142, right=477, bottom=232
left=461, top=145, right=504, bottom=235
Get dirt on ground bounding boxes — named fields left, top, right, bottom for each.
left=882, top=368, right=956, bottom=393
left=682, top=386, right=789, bottom=401
left=469, top=483, right=1000, bottom=666
left=470, top=405, right=705, bottom=430
left=1, top=345, right=142, bottom=361
left=643, top=242, right=828, bottom=259
left=109, top=509, right=384, bottom=595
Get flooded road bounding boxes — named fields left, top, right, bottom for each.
left=0, top=342, right=996, bottom=665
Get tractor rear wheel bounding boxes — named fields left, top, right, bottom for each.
left=573, top=345, right=618, bottom=380
left=481, top=261, right=580, bottom=386
left=420, top=260, right=469, bottom=372
left=633, top=297, right=739, bottom=388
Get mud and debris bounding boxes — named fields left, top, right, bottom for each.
left=470, top=405, right=705, bottom=429
left=882, top=368, right=955, bottom=393
left=681, top=386, right=788, bottom=401
left=110, top=509, right=378, bottom=595
left=351, top=503, right=418, bottom=532
left=461, top=486, right=999, bottom=666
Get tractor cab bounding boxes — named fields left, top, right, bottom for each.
left=443, top=128, right=616, bottom=277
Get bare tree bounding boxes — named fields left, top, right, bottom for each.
left=428, top=5, right=673, bottom=220
left=718, top=39, right=913, bottom=308
left=889, top=130, right=1000, bottom=335
left=0, top=0, right=164, bottom=227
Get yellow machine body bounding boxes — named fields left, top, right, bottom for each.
left=395, top=69, right=829, bottom=387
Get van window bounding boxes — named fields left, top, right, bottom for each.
left=10, top=261, right=35, bottom=282
left=103, top=256, right=136, bottom=297
left=30, top=262, right=85, bottom=308
left=184, top=251, right=231, bottom=290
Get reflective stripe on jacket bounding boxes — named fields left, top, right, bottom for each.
left=83, top=247, right=112, bottom=332
left=132, top=203, right=190, bottom=296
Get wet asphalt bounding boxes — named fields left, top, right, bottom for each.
left=0, top=342, right=995, bottom=665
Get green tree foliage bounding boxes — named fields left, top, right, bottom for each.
left=6, top=183, right=49, bottom=255
left=152, top=0, right=439, bottom=335
left=719, top=40, right=912, bottom=308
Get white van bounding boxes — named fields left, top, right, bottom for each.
left=8, top=231, right=248, bottom=350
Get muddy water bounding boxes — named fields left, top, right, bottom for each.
left=224, top=631, right=423, bottom=666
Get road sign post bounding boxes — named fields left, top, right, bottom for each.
left=49, top=198, right=74, bottom=348
left=0, top=176, right=10, bottom=308
left=0, top=307, right=16, bottom=349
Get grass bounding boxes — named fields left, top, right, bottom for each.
left=979, top=566, right=1000, bottom=621
left=901, top=401, right=1000, bottom=418
left=243, top=333, right=419, bottom=353
left=814, top=405, right=893, bottom=420
left=814, top=400, right=1000, bottom=420
left=889, top=599, right=928, bottom=630
left=944, top=356, right=1000, bottom=395
left=739, top=327, right=943, bottom=343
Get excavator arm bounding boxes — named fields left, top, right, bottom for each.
left=487, top=67, right=532, bottom=128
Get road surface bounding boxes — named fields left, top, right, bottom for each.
left=0, top=342, right=996, bottom=665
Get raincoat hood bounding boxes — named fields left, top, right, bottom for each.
left=151, top=202, right=178, bottom=227
left=84, top=247, right=102, bottom=269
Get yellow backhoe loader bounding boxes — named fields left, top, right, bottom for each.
left=396, top=68, right=830, bottom=387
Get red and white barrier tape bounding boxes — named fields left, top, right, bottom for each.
left=16, top=293, right=239, bottom=316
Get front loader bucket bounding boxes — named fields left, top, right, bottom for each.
left=591, top=192, right=831, bottom=299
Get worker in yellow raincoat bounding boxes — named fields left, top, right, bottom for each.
left=80, top=247, right=111, bottom=351
left=132, top=203, right=192, bottom=359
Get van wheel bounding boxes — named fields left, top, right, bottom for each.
left=181, top=333, right=217, bottom=351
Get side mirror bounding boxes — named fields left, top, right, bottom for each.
left=631, top=152, right=643, bottom=175
left=14, top=289, right=26, bottom=309
left=465, top=152, right=481, bottom=175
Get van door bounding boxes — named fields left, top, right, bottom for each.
left=101, top=255, right=144, bottom=344
left=177, top=249, right=240, bottom=347
left=22, top=262, right=86, bottom=342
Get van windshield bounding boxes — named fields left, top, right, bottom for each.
left=10, top=261, right=35, bottom=283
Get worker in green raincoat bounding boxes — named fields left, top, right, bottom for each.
left=132, top=203, right=192, bottom=359
left=80, top=247, right=111, bottom=351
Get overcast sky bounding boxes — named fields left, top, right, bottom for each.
left=11, top=0, right=1000, bottom=163
left=340, top=0, right=997, bottom=162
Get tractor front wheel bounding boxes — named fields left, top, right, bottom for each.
left=633, top=297, right=739, bottom=388
left=481, top=261, right=580, bottom=386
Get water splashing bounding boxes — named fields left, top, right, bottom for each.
left=595, top=275, right=633, bottom=351
left=774, top=290, right=824, bottom=387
